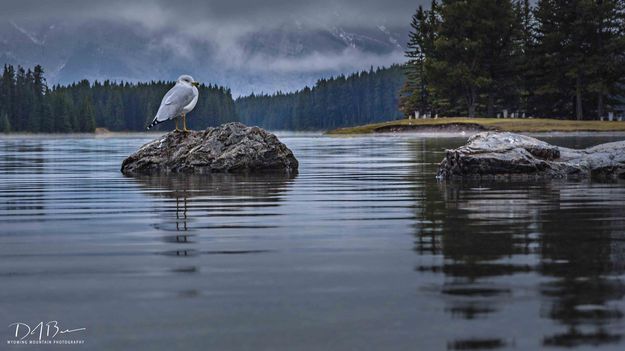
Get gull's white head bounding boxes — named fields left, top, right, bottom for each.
left=177, top=75, right=199, bottom=87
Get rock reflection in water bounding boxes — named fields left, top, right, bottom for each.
left=128, top=172, right=296, bottom=245
left=414, top=177, right=625, bottom=349
left=538, top=185, right=625, bottom=347
left=123, top=173, right=296, bottom=300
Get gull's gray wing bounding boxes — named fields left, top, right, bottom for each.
left=147, top=84, right=195, bottom=129
left=155, top=84, right=195, bottom=122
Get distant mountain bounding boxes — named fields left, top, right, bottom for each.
left=0, top=19, right=408, bottom=96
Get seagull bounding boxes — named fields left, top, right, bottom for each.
left=146, top=75, right=199, bottom=132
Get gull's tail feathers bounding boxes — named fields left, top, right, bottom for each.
left=146, top=117, right=164, bottom=130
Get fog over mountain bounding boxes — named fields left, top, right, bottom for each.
left=0, top=0, right=423, bottom=96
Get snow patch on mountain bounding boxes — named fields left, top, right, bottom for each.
left=10, top=21, right=45, bottom=46
left=377, top=25, right=402, bottom=50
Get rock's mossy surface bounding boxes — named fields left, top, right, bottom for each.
left=437, top=132, right=625, bottom=180
left=121, top=122, right=298, bottom=175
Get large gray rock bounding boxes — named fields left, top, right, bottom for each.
left=437, top=132, right=625, bottom=180
left=121, top=122, right=298, bottom=175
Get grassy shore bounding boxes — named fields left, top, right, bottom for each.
left=327, top=117, right=625, bottom=135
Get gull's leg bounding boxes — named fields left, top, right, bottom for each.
left=175, top=117, right=181, bottom=132
left=182, top=113, right=190, bottom=132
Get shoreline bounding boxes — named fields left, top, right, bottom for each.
left=3, top=118, right=625, bottom=138
left=326, top=117, right=625, bottom=135
left=0, top=132, right=164, bottom=139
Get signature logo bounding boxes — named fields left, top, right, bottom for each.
left=8, top=321, right=86, bottom=341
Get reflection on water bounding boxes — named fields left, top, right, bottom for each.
left=413, top=136, right=625, bottom=349
left=131, top=174, right=295, bottom=257
left=1, top=133, right=625, bottom=350
left=539, top=186, right=625, bottom=348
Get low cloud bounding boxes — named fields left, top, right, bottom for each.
left=1, top=0, right=422, bottom=45
left=1, top=0, right=424, bottom=93
left=1, top=0, right=423, bottom=29
left=244, top=48, right=405, bottom=73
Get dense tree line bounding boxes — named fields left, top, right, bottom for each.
left=0, top=64, right=237, bottom=133
left=1, top=63, right=404, bottom=133
left=400, top=0, right=625, bottom=120
left=236, top=65, right=405, bottom=130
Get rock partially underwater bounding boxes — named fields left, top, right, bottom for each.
left=121, top=122, right=298, bottom=175
left=437, top=132, right=625, bottom=180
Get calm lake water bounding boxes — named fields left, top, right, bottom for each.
left=1, top=132, right=625, bottom=350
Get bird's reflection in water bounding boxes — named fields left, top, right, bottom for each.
left=129, top=172, right=296, bottom=252
left=126, top=173, right=295, bottom=299
left=175, top=195, right=188, bottom=233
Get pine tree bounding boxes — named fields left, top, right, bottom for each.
left=586, top=0, right=625, bottom=118
left=512, top=0, right=535, bottom=114
left=400, top=5, right=431, bottom=117
left=78, top=96, right=96, bottom=132
left=1, top=65, right=16, bottom=129
left=0, top=112, right=11, bottom=133
left=482, top=0, right=518, bottom=117
left=51, top=94, right=73, bottom=133
left=426, top=0, right=518, bottom=117
left=107, top=91, right=125, bottom=131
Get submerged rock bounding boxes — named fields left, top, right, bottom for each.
left=121, top=122, right=298, bottom=175
left=437, top=132, right=625, bottom=180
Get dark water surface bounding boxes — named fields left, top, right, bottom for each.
left=1, top=132, right=625, bottom=350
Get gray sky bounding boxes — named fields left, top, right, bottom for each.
left=1, top=0, right=423, bottom=29
left=1, top=0, right=429, bottom=93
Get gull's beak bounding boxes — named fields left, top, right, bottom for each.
left=192, top=81, right=200, bottom=87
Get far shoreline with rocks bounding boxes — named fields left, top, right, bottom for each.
left=327, top=117, right=625, bottom=135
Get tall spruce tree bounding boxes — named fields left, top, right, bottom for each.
left=482, top=0, right=518, bottom=117
left=0, top=112, right=10, bottom=133
left=587, top=0, right=625, bottom=118
left=50, top=93, right=73, bottom=133
left=425, top=0, right=518, bottom=117
left=400, top=5, right=430, bottom=117
left=511, top=0, right=535, bottom=114
left=78, top=96, right=96, bottom=132
left=537, top=0, right=590, bottom=120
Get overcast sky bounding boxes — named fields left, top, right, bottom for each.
left=2, top=0, right=424, bottom=30
left=1, top=0, right=430, bottom=93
